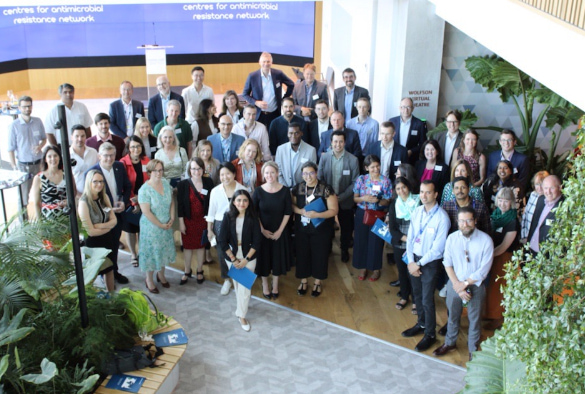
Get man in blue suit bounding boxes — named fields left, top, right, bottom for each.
left=388, top=97, right=427, bottom=165
left=109, top=81, right=145, bottom=140
left=89, top=142, right=132, bottom=284
left=365, top=121, right=408, bottom=183
left=242, top=52, right=294, bottom=129
left=147, top=75, right=185, bottom=126
left=317, top=111, right=362, bottom=161
left=207, top=115, right=245, bottom=163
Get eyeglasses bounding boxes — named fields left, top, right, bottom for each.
left=92, top=180, right=105, bottom=184
left=129, top=145, right=142, bottom=150
left=302, top=171, right=316, bottom=177
left=400, top=106, right=413, bottom=110
left=446, top=120, right=459, bottom=124
left=500, top=138, right=513, bottom=143
left=101, top=154, right=115, bottom=159
left=191, top=167, right=204, bottom=172
left=458, top=219, right=475, bottom=225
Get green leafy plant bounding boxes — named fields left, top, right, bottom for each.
left=118, top=288, right=171, bottom=335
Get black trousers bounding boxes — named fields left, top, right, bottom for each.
left=338, top=206, right=354, bottom=252
left=410, top=257, right=440, bottom=337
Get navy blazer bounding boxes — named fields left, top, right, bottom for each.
left=308, top=119, right=332, bottom=152
left=108, top=99, right=145, bottom=139
left=333, top=85, right=370, bottom=119
left=292, top=81, right=329, bottom=119
left=365, top=142, right=408, bottom=183
left=88, top=162, right=132, bottom=208
left=388, top=115, right=427, bottom=165
left=317, top=128, right=363, bottom=160
left=242, top=68, right=294, bottom=119
left=414, top=159, right=450, bottom=203
left=147, top=92, right=186, bottom=126
left=487, top=150, right=529, bottom=192
left=207, top=133, right=245, bottom=163
left=527, top=194, right=564, bottom=247
left=218, top=211, right=262, bottom=262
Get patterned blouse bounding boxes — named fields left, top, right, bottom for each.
left=353, top=174, right=392, bottom=210
left=456, top=149, right=481, bottom=184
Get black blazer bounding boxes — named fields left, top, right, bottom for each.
left=177, top=177, right=214, bottom=220
left=218, top=212, right=262, bottom=262
left=109, top=99, right=145, bottom=139
left=308, top=119, right=332, bottom=152
left=388, top=115, right=427, bottom=165
left=147, top=91, right=186, bottom=126
left=88, top=162, right=132, bottom=207
left=365, top=142, right=408, bottom=183
left=527, top=195, right=564, bottom=246
left=414, top=159, right=450, bottom=203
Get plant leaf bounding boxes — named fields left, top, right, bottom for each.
left=0, top=354, right=9, bottom=381
left=20, top=358, right=58, bottom=384
left=73, top=373, right=100, bottom=394
left=62, top=247, right=112, bottom=293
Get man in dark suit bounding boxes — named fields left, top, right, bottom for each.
left=292, top=63, right=329, bottom=122
left=487, top=129, right=529, bottom=193
left=527, top=175, right=564, bottom=255
left=388, top=97, right=427, bottom=165
left=308, top=99, right=331, bottom=151
left=333, top=68, right=370, bottom=123
left=109, top=81, right=145, bottom=140
left=207, top=115, right=245, bottom=163
left=268, top=97, right=307, bottom=156
left=242, top=52, right=294, bottom=129
left=318, top=111, right=362, bottom=161
left=318, top=131, right=360, bottom=262
left=365, top=121, right=408, bottom=183
left=147, top=75, right=185, bottom=126
left=89, top=142, right=132, bottom=284
left=435, top=110, right=463, bottom=166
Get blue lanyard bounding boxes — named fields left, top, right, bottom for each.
left=417, top=204, right=439, bottom=238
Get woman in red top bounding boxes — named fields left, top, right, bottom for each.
left=120, top=135, right=150, bottom=266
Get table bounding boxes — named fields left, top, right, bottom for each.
left=0, top=169, right=31, bottom=226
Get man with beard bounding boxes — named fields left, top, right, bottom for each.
left=432, top=207, right=493, bottom=361
left=333, top=68, right=370, bottom=123
left=442, top=177, right=490, bottom=234
left=232, top=105, right=272, bottom=161
left=268, top=97, right=307, bottom=156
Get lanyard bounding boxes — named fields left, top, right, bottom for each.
left=417, top=204, right=439, bottom=239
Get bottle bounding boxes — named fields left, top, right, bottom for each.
left=462, top=288, right=472, bottom=307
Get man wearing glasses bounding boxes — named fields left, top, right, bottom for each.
left=436, top=109, right=464, bottom=165
left=432, top=207, right=494, bottom=361
left=388, top=97, right=427, bottom=165
left=487, top=128, right=529, bottom=192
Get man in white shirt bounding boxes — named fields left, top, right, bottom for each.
left=108, top=81, right=145, bottom=140
left=232, top=105, right=272, bottom=161
left=433, top=207, right=494, bottom=361
left=45, top=83, right=93, bottom=146
left=181, top=66, right=215, bottom=124
left=275, top=123, right=316, bottom=188
left=69, top=124, right=98, bottom=196
left=307, top=99, right=331, bottom=151
left=435, top=110, right=463, bottom=166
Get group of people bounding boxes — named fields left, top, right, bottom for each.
left=7, top=52, right=564, bottom=346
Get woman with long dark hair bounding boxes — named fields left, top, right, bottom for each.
left=218, top=190, right=262, bottom=332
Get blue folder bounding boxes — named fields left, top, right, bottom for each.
left=228, top=264, right=257, bottom=290
left=304, top=197, right=327, bottom=227
left=105, top=374, right=145, bottom=392
left=371, top=218, right=392, bottom=243
left=153, top=328, right=188, bottom=347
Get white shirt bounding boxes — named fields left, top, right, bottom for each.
left=181, top=84, right=214, bottom=124
left=70, top=146, right=98, bottom=194
left=443, top=229, right=494, bottom=286
left=206, top=182, right=247, bottom=222
left=399, top=117, right=411, bottom=148
left=232, top=119, right=272, bottom=161
left=444, top=132, right=458, bottom=165
left=380, top=141, right=394, bottom=178
left=100, top=165, right=119, bottom=203
left=44, top=101, right=93, bottom=145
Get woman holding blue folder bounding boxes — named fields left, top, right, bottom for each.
left=218, top=189, right=262, bottom=332
left=352, top=154, right=392, bottom=282
left=291, top=161, right=339, bottom=297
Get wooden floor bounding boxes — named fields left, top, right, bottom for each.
left=161, top=230, right=494, bottom=369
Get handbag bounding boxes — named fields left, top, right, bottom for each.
left=363, top=209, right=385, bottom=226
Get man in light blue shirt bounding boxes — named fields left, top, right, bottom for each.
left=433, top=207, right=493, bottom=361
left=346, top=97, right=379, bottom=154
left=402, top=180, right=450, bottom=352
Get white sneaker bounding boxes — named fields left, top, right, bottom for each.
left=221, top=280, right=232, bottom=295
left=439, top=285, right=447, bottom=298
left=239, top=317, right=251, bottom=332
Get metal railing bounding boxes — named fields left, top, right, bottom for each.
left=519, top=0, right=585, bottom=29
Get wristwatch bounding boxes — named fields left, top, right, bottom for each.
left=463, top=280, right=469, bottom=287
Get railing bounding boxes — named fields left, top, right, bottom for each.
left=519, top=0, right=585, bottom=30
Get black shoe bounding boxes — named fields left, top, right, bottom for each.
left=311, top=283, right=322, bottom=297
left=179, top=276, right=188, bottom=286
left=415, top=335, right=437, bottom=352
left=390, top=280, right=400, bottom=287
left=438, top=323, right=448, bottom=336
left=272, top=292, right=279, bottom=300
left=263, top=292, right=272, bottom=299
left=114, top=273, right=129, bottom=284
left=297, top=281, right=308, bottom=296
left=341, top=250, right=350, bottom=262
left=401, top=324, right=424, bottom=338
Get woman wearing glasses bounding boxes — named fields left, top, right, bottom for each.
left=291, top=161, right=338, bottom=297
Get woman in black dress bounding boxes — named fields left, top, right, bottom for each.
left=291, top=161, right=338, bottom=297
left=252, top=161, right=292, bottom=299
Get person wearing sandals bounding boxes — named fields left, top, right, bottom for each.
left=119, top=136, right=150, bottom=268
left=352, top=154, right=392, bottom=281
left=178, top=157, right=214, bottom=285
left=217, top=190, right=262, bottom=331
left=292, top=161, right=339, bottom=297
left=252, top=161, right=292, bottom=299
left=388, top=176, right=420, bottom=312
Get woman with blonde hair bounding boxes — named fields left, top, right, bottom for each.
left=133, top=117, right=158, bottom=159
left=231, top=138, right=264, bottom=193
left=192, top=139, right=220, bottom=185
left=154, top=125, right=188, bottom=188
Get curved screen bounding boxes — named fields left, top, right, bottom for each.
left=0, top=1, right=315, bottom=70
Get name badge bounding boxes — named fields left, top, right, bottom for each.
left=312, top=94, right=320, bottom=100
left=372, top=185, right=381, bottom=192
left=394, top=161, right=401, bottom=166
left=306, top=194, right=315, bottom=203
left=201, top=189, right=208, bottom=195
left=427, top=227, right=435, bottom=234
left=301, top=216, right=310, bottom=225
left=491, top=195, right=496, bottom=201
left=496, top=227, right=503, bottom=233
left=343, top=169, right=350, bottom=175
left=545, top=219, right=553, bottom=226
left=354, top=102, right=358, bottom=107
left=175, top=129, right=182, bottom=134
left=150, top=147, right=157, bottom=152
left=411, top=130, right=418, bottom=136
left=142, top=165, right=147, bottom=172
left=135, top=113, right=142, bottom=118
left=513, top=168, right=518, bottom=174
left=434, top=165, right=443, bottom=171
left=276, top=82, right=281, bottom=88
left=33, top=130, right=40, bottom=137
left=301, top=157, right=308, bottom=163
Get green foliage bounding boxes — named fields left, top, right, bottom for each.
left=427, top=110, right=483, bottom=138
left=460, top=335, right=527, bottom=393
left=117, top=288, right=171, bottom=334
left=0, top=307, right=34, bottom=348
left=490, top=117, right=585, bottom=392
left=62, top=247, right=112, bottom=293
left=20, top=359, right=57, bottom=385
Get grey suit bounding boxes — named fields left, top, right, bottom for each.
left=333, top=85, right=370, bottom=120
left=292, top=81, right=329, bottom=120
left=275, top=140, right=317, bottom=188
